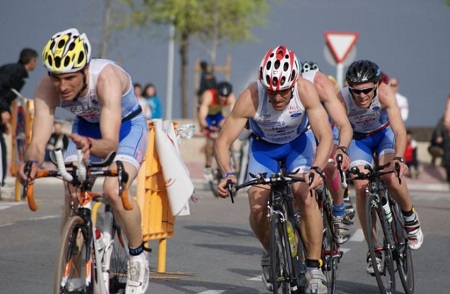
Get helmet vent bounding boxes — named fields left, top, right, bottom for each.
left=274, top=60, right=280, bottom=70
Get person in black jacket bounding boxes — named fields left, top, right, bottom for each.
left=0, top=48, right=38, bottom=185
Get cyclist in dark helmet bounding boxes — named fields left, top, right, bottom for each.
left=301, top=61, right=319, bottom=73
left=338, top=59, right=423, bottom=275
left=198, top=80, right=236, bottom=180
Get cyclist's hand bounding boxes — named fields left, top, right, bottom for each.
left=335, top=149, right=350, bottom=171
left=217, top=174, right=236, bottom=198
left=308, top=167, right=324, bottom=191
left=18, top=161, right=39, bottom=186
left=68, top=133, right=91, bottom=162
left=393, top=157, right=408, bottom=177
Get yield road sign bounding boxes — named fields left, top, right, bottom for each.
left=324, top=31, right=359, bottom=64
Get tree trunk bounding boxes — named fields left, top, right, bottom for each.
left=179, top=30, right=190, bottom=119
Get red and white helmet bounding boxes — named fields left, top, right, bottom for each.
left=258, top=45, right=300, bottom=91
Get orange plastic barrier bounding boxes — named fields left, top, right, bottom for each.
left=136, top=121, right=177, bottom=273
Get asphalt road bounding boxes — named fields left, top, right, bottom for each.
left=0, top=181, right=449, bottom=293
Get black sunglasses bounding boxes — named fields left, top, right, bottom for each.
left=349, top=85, right=377, bottom=95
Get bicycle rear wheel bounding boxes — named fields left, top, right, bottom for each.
left=365, top=194, right=395, bottom=294
left=54, top=216, right=93, bottom=294
left=391, top=202, right=414, bottom=294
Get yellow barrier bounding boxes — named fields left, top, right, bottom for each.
left=136, top=121, right=176, bottom=273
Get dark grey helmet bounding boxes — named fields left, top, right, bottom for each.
left=301, top=61, right=319, bottom=73
left=217, top=81, right=233, bottom=97
left=346, top=60, right=381, bottom=85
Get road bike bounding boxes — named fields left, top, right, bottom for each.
left=348, top=162, right=414, bottom=294
left=228, top=161, right=310, bottom=293
left=22, top=149, right=136, bottom=294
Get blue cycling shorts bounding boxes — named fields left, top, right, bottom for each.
left=65, top=113, right=148, bottom=172
left=206, top=113, right=224, bottom=128
left=246, top=130, right=316, bottom=181
left=349, top=126, right=395, bottom=168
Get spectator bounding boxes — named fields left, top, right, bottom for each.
left=44, top=120, right=69, bottom=163
left=389, top=77, right=409, bottom=121
left=197, top=60, right=217, bottom=101
left=404, top=129, right=420, bottom=178
left=0, top=47, right=38, bottom=185
left=143, top=83, right=163, bottom=119
left=428, top=117, right=445, bottom=166
left=134, top=83, right=150, bottom=119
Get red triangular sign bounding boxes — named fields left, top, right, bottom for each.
left=324, top=31, right=359, bottom=63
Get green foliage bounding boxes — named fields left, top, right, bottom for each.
left=122, top=0, right=269, bottom=43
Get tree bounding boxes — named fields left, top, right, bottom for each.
left=123, top=0, right=269, bottom=118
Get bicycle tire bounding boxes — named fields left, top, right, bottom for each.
left=322, top=207, right=337, bottom=294
left=54, top=215, right=93, bottom=294
left=365, top=194, right=396, bottom=294
left=391, top=201, right=415, bottom=294
left=272, top=214, right=294, bottom=293
left=109, top=222, right=128, bottom=293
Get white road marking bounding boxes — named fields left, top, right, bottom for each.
left=197, top=291, right=226, bottom=294
left=349, top=229, right=365, bottom=242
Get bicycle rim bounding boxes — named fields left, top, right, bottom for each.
left=365, top=194, right=395, bottom=294
left=109, top=225, right=128, bottom=293
left=54, top=216, right=93, bottom=294
left=392, top=204, right=415, bottom=293
left=270, top=213, right=295, bottom=293
left=322, top=211, right=337, bottom=294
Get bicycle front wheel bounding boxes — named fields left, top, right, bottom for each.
left=322, top=208, right=337, bottom=294
left=109, top=223, right=128, bottom=293
left=54, top=216, right=93, bottom=294
left=270, top=213, right=300, bottom=293
left=391, top=202, right=414, bottom=294
left=365, top=194, right=395, bottom=294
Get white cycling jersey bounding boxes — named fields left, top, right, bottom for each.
left=59, top=58, right=138, bottom=123
left=341, top=87, right=389, bottom=134
left=248, top=81, right=309, bottom=144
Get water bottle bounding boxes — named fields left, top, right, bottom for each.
left=382, top=198, right=392, bottom=223
left=94, top=227, right=106, bottom=255
left=286, top=221, right=297, bottom=257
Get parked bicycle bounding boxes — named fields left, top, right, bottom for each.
left=228, top=161, right=312, bottom=293
left=348, top=162, right=414, bottom=294
left=22, top=149, right=138, bottom=294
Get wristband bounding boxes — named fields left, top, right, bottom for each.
left=222, top=172, right=235, bottom=179
left=336, top=146, right=349, bottom=156
left=86, top=137, right=93, bottom=149
left=393, top=156, right=405, bottom=163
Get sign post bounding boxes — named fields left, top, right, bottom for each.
left=324, top=31, right=359, bottom=88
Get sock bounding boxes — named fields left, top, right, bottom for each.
left=332, top=202, right=346, bottom=217
left=129, top=244, right=144, bottom=256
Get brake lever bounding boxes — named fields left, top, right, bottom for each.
left=226, top=179, right=235, bottom=204
left=394, top=162, right=402, bottom=185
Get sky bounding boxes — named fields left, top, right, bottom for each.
left=1, top=0, right=450, bottom=127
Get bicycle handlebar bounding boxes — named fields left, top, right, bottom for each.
left=227, top=171, right=307, bottom=201
left=22, top=150, right=132, bottom=212
left=347, top=161, right=401, bottom=184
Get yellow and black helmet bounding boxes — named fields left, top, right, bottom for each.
left=42, top=28, right=91, bottom=74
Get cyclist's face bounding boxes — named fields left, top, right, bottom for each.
left=266, top=87, right=293, bottom=110
left=349, top=82, right=377, bottom=108
left=49, top=70, right=86, bottom=100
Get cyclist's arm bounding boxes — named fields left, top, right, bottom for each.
left=198, top=90, right=212, bottom=129
left=215, top=83, right=257, bottom=179
left=19, top=76, right=58, bottom=183
left=24, top=76, right=58, bottom=164
left=298, top=78, right=333, bottom=170
left=314, top=72, right=352, bottom=169
left=82, top=65, right=122, bottom=160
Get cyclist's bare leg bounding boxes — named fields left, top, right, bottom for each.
left=292, top=180, right=323, bottom=260
left=378, top=153, right=413, bottom=211
left=247, top=186, right=271, bottom=251
left=324, top=159, right=345, bottom=206
left=353, top=175, right=370, bottom=239
left=103, top=161, right=142, bottom=249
